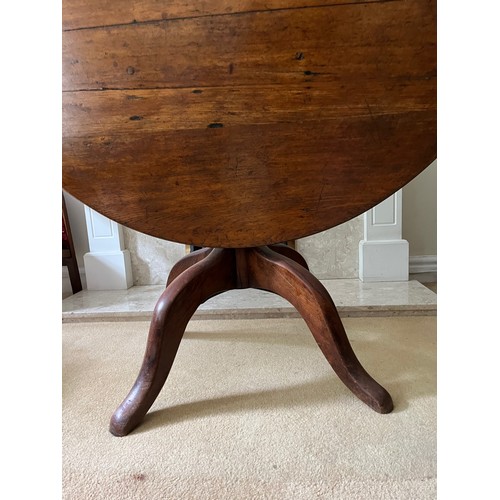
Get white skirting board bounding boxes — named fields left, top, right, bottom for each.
left=409, top=255, right=437, bottom=274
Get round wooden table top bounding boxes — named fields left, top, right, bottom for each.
left=62, top=0, right=436, bottom=248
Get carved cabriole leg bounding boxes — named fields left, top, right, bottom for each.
left=246, top=246, right=393, bottom=414
left=166, top=247, right=213, bottom=287
left=268, top=243, right=309, bottom=270
left=110, top=244, right=392, bottom=437
left=109, top=248, right=236, bottom=436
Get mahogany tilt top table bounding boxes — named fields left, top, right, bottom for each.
left=62, top=0, right=436, bottom=436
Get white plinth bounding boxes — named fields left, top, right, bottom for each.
left=84, top=251, right=133, bottom=290
left=83, top=206, right=133, bottom=290
left=359, top=190, right=409, bottom=282
left=359, top=240, right=409, bottom=282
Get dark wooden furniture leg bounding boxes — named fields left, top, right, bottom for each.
left=62, top=193, right=82, bottom=294
left=110, top=248, right=235, bottom=436
left=110, top=245, right=392, bottom=436
left=245, top=246, right=393, bottom=414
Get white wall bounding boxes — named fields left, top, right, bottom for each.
left=402, top=160, right=437, bottom=257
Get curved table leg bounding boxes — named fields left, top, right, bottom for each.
left=166, top=247, right=213, bottom=287
left=246, top=246, right=393, bottom=414
left=110, top=248, right=236, bottom=436
left=268, top=243, right=309, bottom=270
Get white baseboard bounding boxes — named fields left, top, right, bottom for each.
left=84, top=250, right=133, bottom=290
left=409, top=255, right=437, bottom=274
left=358, top=239, right=409, bottom=282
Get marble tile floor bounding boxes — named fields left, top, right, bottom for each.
left=62, top=278, right=436, bottom=323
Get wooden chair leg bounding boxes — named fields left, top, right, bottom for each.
left=110, top=248, right=236, bottom=436
left=62, top=192, right=83, bottom=294
left=66, top=258, right=83, bottom=294
left=246, top=246, right=393, bottom=414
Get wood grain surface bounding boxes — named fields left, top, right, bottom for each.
left=62, top=0, right=436, bottom=248
left=63, top=0, right=387, bottom=30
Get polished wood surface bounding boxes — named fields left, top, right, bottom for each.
left=63, top=0, right=387, bottom=30
left=62, top=0, right=436, bottom=248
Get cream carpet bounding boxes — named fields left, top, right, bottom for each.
left=62, top=316, right=436, bottom=499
